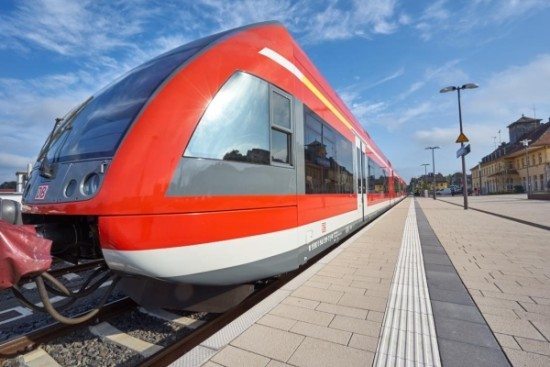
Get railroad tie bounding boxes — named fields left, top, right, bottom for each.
left=19, top=347, right=61, bottom=367
left=138, top=307, right=205, bottom=329
left=89, top=322, right=163, bottom=358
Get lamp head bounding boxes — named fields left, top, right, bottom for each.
left=439, top=86, right=456, bottom=93
left=461, top=83, right=479, bottom=89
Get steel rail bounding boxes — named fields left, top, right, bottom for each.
left=0, top=297, right=135, bottom=359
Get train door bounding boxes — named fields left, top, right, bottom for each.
left=356, top=139, right=366, bottom=222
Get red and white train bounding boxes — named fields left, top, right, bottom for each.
left=7, top=22, right=405, bottom=313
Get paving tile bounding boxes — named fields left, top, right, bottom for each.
left=513, top=309, right=550, bottom=323
left=282, top=296, right=320, bottom=310
left=256, top=314, right=297, bottom=331
left=428, top=286, right=475, bottom=306
left=231, top=324, right=304, bottom=361
left=288, top=337, right=374, bottom=367
left=269, top=304, right=334, bottom=326
left=291, top=286, right=343, bottom=304
left=435, top=316, right=500, bottom=349
left=303, top=280, right=330, bottom=290
left=520, top=302, right=550, bottom=316
left=484, top=314, right=546, bottom=341
left=438, top=338, right=511, bottom=367
left=266, top=360, right=294, bottom=367
left=211, top=345, right=270, bottom=367
left=423, top=253, right=453, bottom=266
left=329, top=315, right=381, bottom=337
left=431, top=299, right=485, bottom=324
left=532, top=296, right=550, bottom=306
left=515, top=337, right=550, bottom=356
left=309, top=275, right=351, bottom=287
left=503, top=347, right=550, bottom=367
left=530, top=319, right=550, bottom=341
left=494, top=333, right=521, bottom=350
left=348, top=333, right=379, bottom=352
left=327, top=284, right=366, bottom=295
left=202, top=362, right=224, bottom=367
left=426, top=270, right=468, bottom=292
left=424, top=263, right=455, bottom=273
left=338, top=293, right=387, bottom=312
left=315, top=302, right=368, bottom=319
left=290, top=321, right=351, bottom=345
left=367, top=311, right=385, bottom=323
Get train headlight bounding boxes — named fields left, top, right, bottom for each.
left=64, top=179, right=77, bottom=197
left=82, top=173, right=100, bottom=196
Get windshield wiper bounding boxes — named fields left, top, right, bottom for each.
left=38, top=96, right=93, bottom=179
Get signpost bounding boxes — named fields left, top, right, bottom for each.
left=456, top=143, right=471, bottom=158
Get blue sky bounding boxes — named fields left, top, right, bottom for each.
left=1, top=0, right=549, bottom=184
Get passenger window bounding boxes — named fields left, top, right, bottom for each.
left=304, top=108, right=354, bottom=194
left=185, top=72, right=270, bottom=165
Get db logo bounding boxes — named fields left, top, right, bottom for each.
left=35, top=185, right=49, bottom=200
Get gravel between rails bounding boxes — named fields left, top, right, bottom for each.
left=109, top=309, right=215, bottom=347
left=43, top=328, right=142, bottom=367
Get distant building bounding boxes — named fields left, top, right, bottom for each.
left=471, top=115, right=550, bottom=194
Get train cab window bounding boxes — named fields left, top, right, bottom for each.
left=272, top=91, right=291, bottom=129
left=185, top=72, right=270, bottom=165
left=272, top=129, right=290, bottom=164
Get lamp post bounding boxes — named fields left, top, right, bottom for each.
left=521, top=139, right=532, bottom=196
left=425, top=146, right=440, bottom=199
left=440, top=83, right=478, bottom=209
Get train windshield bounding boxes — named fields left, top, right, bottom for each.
left=41, top=31, right=230, bottom=163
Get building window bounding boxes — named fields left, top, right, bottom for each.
left=304, top=108, right=354, bottom=194
left=185, top=72, right=293, bottom=166
left=539, top=153, right=542, bottom=165
left=540, top=175, right=544, bottom=191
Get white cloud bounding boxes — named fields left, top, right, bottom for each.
left=0, top=0, right=151, bottom=56
left=469, top=54, right=550, bottom=121
left=413, top=0, right=550, bottom=42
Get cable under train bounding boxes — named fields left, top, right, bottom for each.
left=0, top=21, right=405, bottom=321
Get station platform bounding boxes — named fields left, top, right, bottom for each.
left=170, top=197, right=550, bottom=367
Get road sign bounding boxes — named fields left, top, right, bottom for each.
left=456, top=144, right=471, bottom=158
left=456, top=133, right=469, bottom=143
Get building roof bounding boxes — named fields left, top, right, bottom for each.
left=481, top=121, right=550, bottom=163
left=507, top=115, right=542, bottom=128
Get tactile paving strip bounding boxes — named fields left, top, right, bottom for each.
left=374, top=200, right=441, bottom=367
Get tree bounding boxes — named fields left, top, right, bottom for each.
left=0, top=181, right=16, bottom=190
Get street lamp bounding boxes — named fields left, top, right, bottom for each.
left=521, top=139, right=532, bottom=196
left=426, top=146, right=440, bottom=199
left=440, top=83, right=478, bottom=209
left=421, top=163, right=430, bottom=176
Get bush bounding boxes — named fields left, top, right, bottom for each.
left=513, top=185, right=525, bottom=193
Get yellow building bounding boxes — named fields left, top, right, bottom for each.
left=472, top=116, right=550, bottom=194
